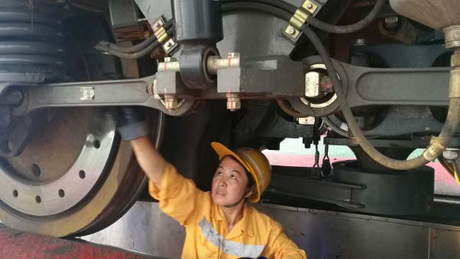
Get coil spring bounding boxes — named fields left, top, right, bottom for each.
left=0, top=0, right=66, bottom=83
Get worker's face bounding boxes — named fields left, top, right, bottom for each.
left=211, top=156, right=251, bottom=207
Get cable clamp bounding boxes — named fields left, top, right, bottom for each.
left=423, top=137, right=445, bottom=161
left=152, top=17, right=177, bottom=54
left=452, top=52, right=460, bottom=67
left=284, top=0, right=319, bottom=42
left=449, top=69, right=460, bottom=98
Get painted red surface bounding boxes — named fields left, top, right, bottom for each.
left=264, top=153, right=460, bottom=196
left=0, top=225, right=154, bottom=259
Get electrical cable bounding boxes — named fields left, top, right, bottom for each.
left=306, top=0, right=386, bottom=34
left=301, top=24, right=460, bottom=170
left=222, top=1, right=292, bottom=21
left=96, top=20, right=174, bottom=54
left=98, top=27, right=174, bottom=59
left=223, top=0, right=296, bottom=14
left=225, top=0, right=384, bottom=34
left=322, top=116, right=350, bottom=138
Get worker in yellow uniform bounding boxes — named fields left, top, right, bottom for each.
left=114, top=107, right=307, bottom=259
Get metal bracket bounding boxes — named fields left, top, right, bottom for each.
left=284, top=0, right=319, bottom=42
left=152, top=17, right=178, bottom=54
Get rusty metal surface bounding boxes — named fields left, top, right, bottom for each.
left=0, top=224, right=163, bottom=259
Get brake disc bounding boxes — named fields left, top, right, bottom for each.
left=0, top=108, right=164, bottom=237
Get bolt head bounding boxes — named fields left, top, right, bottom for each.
left=306, top=3, right=313, bottom=9
left=384, top=16, right=399, bottom=25
left=443, top=148, right=459, bottom=161
left=288, top=27, right=296, bottom=36
left=226, top=94, right=241, bottom=111
left=164, top=96, right=178, bottom=110
left=297, top=117, right=315, bottom=125
left=354, top=38, right=367, bottom=46
left=227, top=101, right=241, bottom=111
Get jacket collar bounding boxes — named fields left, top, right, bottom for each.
left=212, top=202, right=255, bottom=239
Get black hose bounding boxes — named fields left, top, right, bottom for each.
left=99, top=27, right=174, bottom=59
left=306, top=0, right=386, bottom=34
left=222, top=2, right=292, bottom=21
left=105, top=41, right=160, bottom=59
left=224, top=0, right=384, bottom=34
left=96, top=20, right=174, bottom=54
left=223, top=0, right=296, bottom=14
left=301, top=24, right=460, bottom=170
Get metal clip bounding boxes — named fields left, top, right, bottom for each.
left=152, top=17, right=177, bottom=54
left=284, top=0, right=318, bottom=42
left=311, top=143, right=321, bottom=179
left=321, top=144, right=331, bottom=177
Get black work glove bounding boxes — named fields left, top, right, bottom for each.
left=108, top=106, right=149, bottom=141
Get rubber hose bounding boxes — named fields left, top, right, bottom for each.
left=223, top=0, right=296, bottom=14
left=302, top=24, right=460, bottom=170
left=103, top=27, right=174, bottom=59
left=306, top=0, right=386, bottom=34
left=222, top=2, right=292, bottom=21
left=97, top=20, right=174, bottom=54
left=95, top=35, right=156, bottom=54
left=105, top=40, right=160, bottom=59
left=225, top=0, right=385, bottom=34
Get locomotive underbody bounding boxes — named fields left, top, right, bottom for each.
left=0, top=0, right=460, bottom=237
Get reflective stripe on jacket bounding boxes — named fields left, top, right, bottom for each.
left=149, top=163, right=307, bottom=259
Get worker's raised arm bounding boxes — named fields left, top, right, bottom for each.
left=130, top=136, right=167, bottom=189
left=112, top=107, right=206, bottom=226
left=112, top=107, right=167, bottom=189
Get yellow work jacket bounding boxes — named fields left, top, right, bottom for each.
left=149, top=163, right=307, bottom=259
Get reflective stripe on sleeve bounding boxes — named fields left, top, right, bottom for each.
left=198, top=218, right=265, bottom=258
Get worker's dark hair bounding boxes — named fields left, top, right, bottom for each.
left=223, top=155, right=255, bottom=189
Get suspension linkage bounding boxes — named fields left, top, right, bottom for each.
left=7, top=75, right=196, bottom=117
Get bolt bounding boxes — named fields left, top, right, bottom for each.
left=288, top=27, right=296, bottom=36
left=354, top=38, right=367, bottom=46
left=306, top=3, right=314, bottom=10
left=384, top=16, right=400, bottom=32
left=443, top=148, right=459, bottom=161
left=297, top=117, right=315, bottom=125
left=164, top=95, right=178, bottom=111
left=226, top=93, right=241, bottom=111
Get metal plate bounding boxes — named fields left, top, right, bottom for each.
left=84, top=201, right=460, bottom=259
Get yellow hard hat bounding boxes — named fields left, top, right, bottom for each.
left=211, top=142, right=272, bottom=203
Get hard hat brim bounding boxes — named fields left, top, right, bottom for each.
left=210, top=142, right=260, bottom=202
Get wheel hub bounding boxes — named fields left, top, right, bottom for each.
left=0, top=109, right=116, bottom=216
